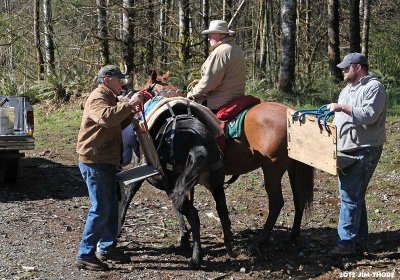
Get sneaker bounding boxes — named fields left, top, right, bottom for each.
left=95, top=249, right=130, bottom=264
left=75, top=257, right=109, bottom=271
left=328, top=245, right=358, bottom=257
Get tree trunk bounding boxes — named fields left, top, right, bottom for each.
left=202, top=0, right=209, bottom=60
left=160, top=0, right=168, bottom=70
left=178, top=0, right=190, bottom=76
left=122, top=0, right=135, bottom=74
left=305, top=0, right=311, bottom=76
left=34, top=0, right=45, bottom=80
left=278, top=0, right=296, bottom=94
left=328, top=0, right=342, bottom=82
left=96, top=0, right=110, bottom=66
left=4, top=0, right=14, bottom=76
left=43, top=0, right=55, bottom=77
left=223, top=0, right=233, bottom=22
left=349, top=0, right=361, bottom=53
left=361, top=0, right=370, bottom=58
left=146, top=0, right=154, bottom=70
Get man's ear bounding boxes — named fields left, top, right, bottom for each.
left=102, top=76, right=111, bottom=84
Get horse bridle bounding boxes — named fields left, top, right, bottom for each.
left=146, top=80, right=182, bottom=98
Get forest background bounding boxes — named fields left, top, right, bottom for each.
left=0, top=0, right=399, bottom=111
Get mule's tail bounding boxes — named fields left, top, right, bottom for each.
left=171, top=146, right=207, bottom=212
left=289, top=159, right=314, bottom=215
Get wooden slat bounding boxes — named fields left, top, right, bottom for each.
left=287, top=109, right=337, bottom=175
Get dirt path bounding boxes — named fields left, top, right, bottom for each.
left=0, top=121, right=399, bottom=279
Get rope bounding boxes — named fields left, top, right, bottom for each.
left=292, top=104, right=335, bottom=134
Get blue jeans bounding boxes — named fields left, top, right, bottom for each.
left=76, top=162, right=119, bottom=260
left=337, top=146, right=383, bottom=249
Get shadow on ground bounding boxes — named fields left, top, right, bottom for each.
left=0, top=156, right=86, bottom=202
left=121, top=225, right=399, bottom=278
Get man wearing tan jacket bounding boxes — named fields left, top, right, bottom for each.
left=75, top=65, right=142, bottom=271
left=187, top=20, right=246, bottom=111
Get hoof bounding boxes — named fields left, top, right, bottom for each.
left=178, top=232, right=191, bottom=252
left=188, top=259, right=202, bottom=270
left=225, top=245, right=237, bottom=258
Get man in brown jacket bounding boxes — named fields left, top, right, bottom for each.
left=187, top=20, right=246, bottom=111
left=75, top=65, right=142, bottom=271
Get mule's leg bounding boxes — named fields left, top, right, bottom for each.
left=208, top=170, right=235, bottom=257
left=183, top=202, right=202, bottom=269
left=118, top=180, right=144, bottom=236
left=288, top=168, right=303, bottom=241
left=172, top=202, right=191, bottom=251
left=287, top=160, right=314, bottom=241
left=258, top=169, right=285, bottom=246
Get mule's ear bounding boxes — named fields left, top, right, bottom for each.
left=151, top=70, right=157, bottom=82
left=162, top=71, right=170, bottom=82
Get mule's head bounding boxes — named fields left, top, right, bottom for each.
left=142, top=70, right=184, bottom=98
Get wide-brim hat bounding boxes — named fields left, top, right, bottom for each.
left=337, top=53, right=368, bottom=69
left=202, top=20, right=235, bottom=35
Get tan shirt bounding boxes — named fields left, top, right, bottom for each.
left=76, top=85, right=133, bottom=165
left=188, top=37, right=246, bottom=110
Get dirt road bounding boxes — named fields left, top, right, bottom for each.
left=0, top=120, right=399, bottom=279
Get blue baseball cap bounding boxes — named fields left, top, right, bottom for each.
left=337, top=53, right=368, bottom=69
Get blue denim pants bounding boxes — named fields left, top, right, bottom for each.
left=76, top=162, right=119, bottom=260
left=337, top=145, right=383, bottom=249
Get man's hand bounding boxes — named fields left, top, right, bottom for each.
left=187, top=79, right=199, bottom=91
left=327, top=103, right=342, bottom=112
left=129, top=92, right=143, bottom=113
left=327, top=103, right=352, bottom=116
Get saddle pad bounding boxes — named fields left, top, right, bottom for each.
left=146, top=98, right=224, bottom=138
left=226, top=109, right=248, bottom=139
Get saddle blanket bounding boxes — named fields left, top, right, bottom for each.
left=226, top=109, right=249, bottom=139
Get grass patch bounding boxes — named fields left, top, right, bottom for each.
left=33, top=102, right=82, bottom=151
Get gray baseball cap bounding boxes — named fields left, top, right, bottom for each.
left=337, top=53, right=368, bottom=69
left=97, top=65, right=125, bottom=79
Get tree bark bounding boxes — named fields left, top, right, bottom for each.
left=178, top=0, right=190, bottom=76
left=43, top=0, right=55, bottom=77
left=223, top=0, right=233, bottom=22
left=328, top=0, right=342, bottom=82
left=349, top=0, right=361, bottom=53
left=122, top=0, right=135, bottom=74
left=278, top=0, right=296, bottom=93
left=361, top=0, right=370, bottom=58
left=160, top=0, right=168, bottom=69
left=34, top=0, right=45, bottom=80
left=96, top=0, right=110, bottom=66
left=146, top=0, right=154, bottom=70
left=202, top=0, right=209, bottom=59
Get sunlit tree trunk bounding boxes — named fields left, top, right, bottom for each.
left=43, top=0, right=55, bottom=76
left=349, top=0, right=361, bottom=53
left=361, top=0, right=370, bottom=58
left=4, top=0, right=14, bottom=77
left=34, top=0, right=44, bottom=80
left=202, top=0, right=209, bottom=59
left=122, top=0, right=135, bottom=73
left=328, top=0, right=342, bottom=82
left=96, top=0, right=110, bottom=66
left=278, top=0, right=296, bottom=93
left=223, top=0, right=232, bottom=22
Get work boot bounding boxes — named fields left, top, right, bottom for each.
left=75, top=257, right=109, bottom=271
left=95, top=248, right=130, bottom=264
